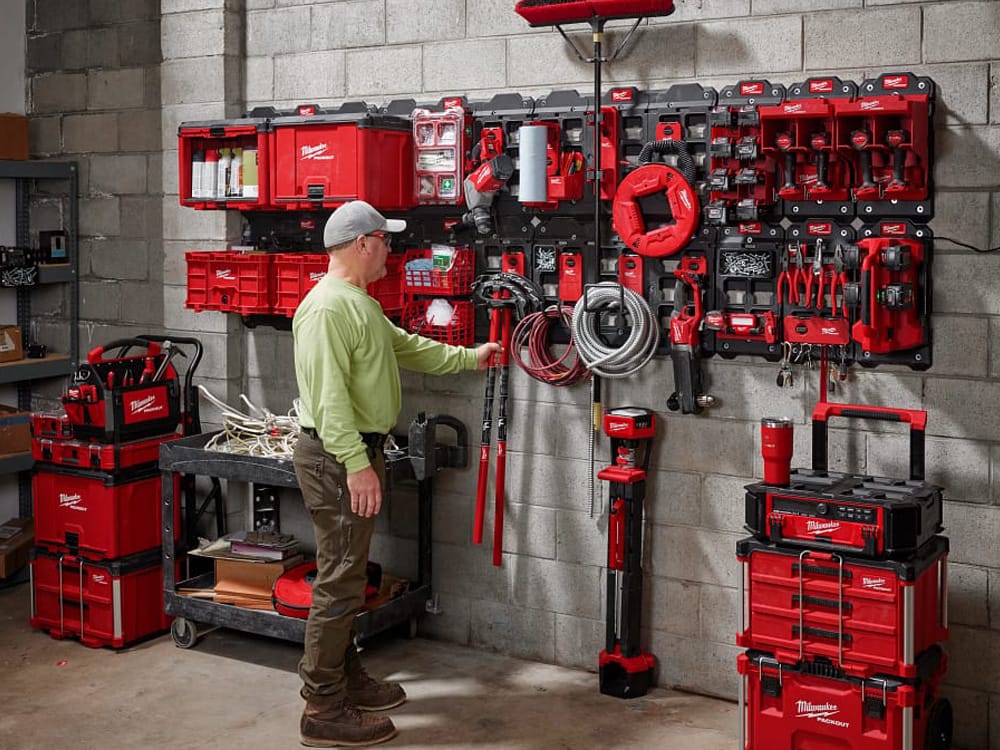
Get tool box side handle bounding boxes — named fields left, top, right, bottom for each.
left=811, top=401, right=927, bottom=480
left=87, top=337, right=162, bottom=364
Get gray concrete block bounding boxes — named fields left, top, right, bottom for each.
left=468, top=0, right=546, bottom=38
left=948, top=563, right=989, bottom=628
left=931, top=254, right=1000, bottom=315
left=925, top=1, right=1000, bottom=64
left=604, top=23, right=696, bottom=83
left=929, top=315, right=989, bottom=379
left=646, top=469, right=701, bottom=527
left=554, top=509, right=605, bottom=566
left=429, top=489, right=478, bottom=547
left=245, top=328, right=289, bottom=380
left=161, top=58, right=226, bottom=105
left=311, top=1, right=384, bottom=50
left=189, top=331, right=238, bottom=380
left=31, top=73, right=87, bottom=114
left=512, top=556, right=602, bottom=619
left=79, top=196, right=121, bottom=237
left=118, top=109, right=160, bottom=152
left=916, top=63, right=990, bottom=127
left=699, top=583, right=738, bottom=645
left=274, top=51, right=345, bottom=101
left=943, top=501, right=1000, bottom=568
left=163, top=240, right=191, bottom=285
left=162, top=0, right=226, bottom=12
left=926, top=378, right=1000, bottom=443
left=61, top=27, right=119, bottom=70
left=29, top=116, right=61, bottom=156
left=876, top=433, right=990, bottom=504
left=507, top=32, right=594, bottom=89
left=162, top=10, right=225, bottom=60
left=703, top=359, right=807, bottom=422
left=990, top=568, right=1000, bottom=629
left=648, top=576, right=701, bottom=638
left=161, top=102, right=228, bottom=150
left=651, top=633, right=740, bottom=698
left=161, top=150, right=180, bottom=196
left=945, top=624, right=1000, bottom=693
left=652, top=416, right=755, bottom=476
left=144, top=64, right=162, bottom=108
left=650, top=526, right=742, bottom=586
left=27, top=33, right=62, bottom=73
left=932, top=192, right=990, bottom=250
left=89, top=154, right=148, bottom=195
left=696, top=15, right=801, bottom=77
left=753, top=0, right=858, bottom=13
left=247, top=0, right=274, bottom=7
left=87, top=69, right=145, bottom=111
left=506, top=453, right=591, bottom=512
left=246, top=7, right=311, bottom=56
left=417, top=591, right=471, bottom=644
left=502, top=503, right=557, bottom=559
left=63, top=112, right=118, bottom=153
left=652, top=0, right=749, bottom=22
left=432, top=542, right=513, bottom=603
left=386, top=0, right=464, bottom=44
left=934, top=126, right=1000, bottom=190
left=162, top=200, right=231, bottom=240
left=424, top=39, right=506, bottom=93
left=554, top=613, right=603, bottom=671
left=805, top=7, right=919, bottom=69
left=90, top=0, right=158, bottom=23
left=119, top=281, right=166, bottom=325
left=701, top=473, right=751, bottom=534
left=90, top=239, right=149, bottom=281
left=346, top=45, right=421, bottom=97
left=245, top=56, right=273, bottom=103
left=33, top=1, right=89, bottom=32
left=163, top=282, right=231, bottom=333
left=470, top=599, right=556, bottom=662
left=937, top=683, right=988, bottom=750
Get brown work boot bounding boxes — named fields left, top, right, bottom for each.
left=300, top=698, right=397, bottom=747
left=346, top=647, right=407, bottom=711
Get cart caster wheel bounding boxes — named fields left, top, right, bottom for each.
left=925, top=699, right=953, bottom=750
left=171, top=617, right=198, bottom=649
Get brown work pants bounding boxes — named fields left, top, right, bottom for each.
left=293, top=431, right=385, bottom=702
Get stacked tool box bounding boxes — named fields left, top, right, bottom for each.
left=737, top=403, right=953, bottom=750
left=29, top=338, right=183, bottom=648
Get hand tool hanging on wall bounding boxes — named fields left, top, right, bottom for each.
left=461, top=154, right=515, bottom=235
left=471, top=273, right=544, bottom=565
left=667, top=256, right=715, bottom=414
left=511, top=304, right=592, bottom=386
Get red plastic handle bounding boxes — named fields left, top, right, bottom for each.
left=811, top=401, right=927, bottom=480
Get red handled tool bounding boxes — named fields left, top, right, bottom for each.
left=886, top=129, right=910, bottom=190
left=474, top=300, right=503, bottom=545
left=667, top=256, right=714, bottom=415
left=492, top=306, right=513, bottom=567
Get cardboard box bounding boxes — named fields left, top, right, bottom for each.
left=0, top=114, right=29, bottom=161
left=0, top=404, right=31, bottom=455
left=214, top=555, right=303, bottom=609
left=0, top=517, right=33, bottom=578
left=0, top=326, right=23, bottom=363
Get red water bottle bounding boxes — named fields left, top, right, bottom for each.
left=761, top=417, right=794, bottom=486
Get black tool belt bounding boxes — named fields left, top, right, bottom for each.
left=301, top=427, right=388, bottom=453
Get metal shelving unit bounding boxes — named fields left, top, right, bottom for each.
left=0, top=160, right=79, bottom=516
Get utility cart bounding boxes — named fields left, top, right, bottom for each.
left=159, top=413, right=467, bottom=649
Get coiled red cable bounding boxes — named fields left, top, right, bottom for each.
left=511, top=304, right=591, bottom=386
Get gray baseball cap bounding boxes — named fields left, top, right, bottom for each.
left=322, top=200, right=407, bottom=248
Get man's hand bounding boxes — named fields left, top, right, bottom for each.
left=346, top=465, right=382, bottom=518
left=475, top=342, right=502, bottom=370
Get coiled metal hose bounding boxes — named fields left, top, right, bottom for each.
left=571, top=283, right=660, bottom=379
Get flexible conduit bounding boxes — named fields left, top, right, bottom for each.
left=570, top=283, right=660, bottom=379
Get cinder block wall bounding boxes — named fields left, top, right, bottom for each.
left=25, top=2, right=1000, bottom=748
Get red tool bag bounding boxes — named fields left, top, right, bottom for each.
left=62, top=337, right=181, bottom=443
left=272, top=560, right=382, bottom=619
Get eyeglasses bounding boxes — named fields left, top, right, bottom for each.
left=366, top=231, right=391, bottom=247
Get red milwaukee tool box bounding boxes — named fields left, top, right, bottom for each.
left=272, top=252, right=328, bottom=317
left=30, top=547, right=174, bottom=649
left=177, top=117, right=272, bottom=210
left=738, top=648, right=952, bottom=750
left=185, top=251, right=275, bottom=315
left=62, top=338, right=181, bottom=443
left=32, top=433, right=175, bottom=473
left=270, top=104, right=415, bottom=210
left=31, top=412, right=74, bottom=441
left=736, top=536, right=948, bottom=679
left=32, top=466, right=180, bottom=561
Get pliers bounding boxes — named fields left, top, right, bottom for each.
left=827, top=243, right=848, bottom=317
left=776, top=241, right=808, bottom=306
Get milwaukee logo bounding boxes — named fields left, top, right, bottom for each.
left=309, top=272, right=326, bottom=283
left=807, top=223, right=832, bottom=235
left=809, top=80, right=834, bottom=93
left=740, top=82, right=764, bottom=96
left=884, top=76, right=909, bottom=89
left=821, top=327, right=840, bottom=336
left=92, top=574, right=107, bottom=585
left=738, top=223, right=761, bottom=234
left=796, top=700, right=849, bottom=728
left=881, top=223, right=906, bottom=235
left=807, top=520, right=840, bottom=534
left=300, top=143, right=335, bottom=161
left=863, top=576, right=891, bottom=591
left=607, top=420, right=631, bottom=433
left=216, top=269, right=234, bottom=280
left=442, top=97, right=463, bottom=109
left=860, top=100, right=883, bottom=111
left=59, top=493, right=86, bottom=511
left=783, top=103, right=803, bottom=114
left=611, top=89, right=633, bottom=102
left=129, top=395, right=164, bottom=416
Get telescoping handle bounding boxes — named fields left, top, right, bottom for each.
left=811, top=401, right=927, bottom=480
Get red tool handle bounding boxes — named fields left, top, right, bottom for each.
left=608, top=499, right=625, bottom=570
left=492, top=307, right=513, bottom=567
left=811, top=401, right=927, bottom=480
left=473, top=305, right=503, bottom=545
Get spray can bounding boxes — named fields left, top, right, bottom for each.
left=228, top=147, right=243, bottom=197
left=216, top=147, right=232, bottom=200
left=242, top=147, right=259, bottom=199
left=203, top=148, right=219, bottom=200
left=191, top=150, right=204, bottom=199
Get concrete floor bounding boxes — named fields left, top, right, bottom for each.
left=0, top=581, right=737, bottom=750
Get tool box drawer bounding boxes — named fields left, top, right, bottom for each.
left=737, top=536, right=948, bottom=678
left=272, top=252, right=329, bottom=317
left=32, top=433, right=175, bottom=473
left=178, top=118, right=272, bottom=210
left=30, top=547, right=174, bottom=649
left=33, top=466, right=180, bottom=561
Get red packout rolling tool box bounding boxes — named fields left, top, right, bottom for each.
left=736, top=535, right=948, bottom=679
left=745, top=403, right=942, bottom=559
left=62, top=337, right=182, bottom=443
left=269, top=102, right=415, bottom=211
left=32, top=433, right=175, bottom=473
left=738, top=648, right=953, bottom=750
left=32, top=465, right=181, bottom=561
left=30, top=547, right=174, bottom=649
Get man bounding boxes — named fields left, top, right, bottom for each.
left=292, top=200, right=499, bottom=748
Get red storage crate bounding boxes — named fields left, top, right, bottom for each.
left=738, top=649, right=952, bottom=750
left=402, top=247, right=475, bottom=295
left=32, top=433, right=175, bottom=473
left=737, top=536, right=948, bottom=679
left=402, top=299, right=475, bottom=346
left=30, top=547, right=174, bottom=649
left=273, top=252, right=329, bottom=317
left=178, top=118, right=272, bottom=210
left=367, top=253, right=405, bottom=318
left=185, top=251, right=274, bottom=315
left=32, top=466, right=181, bottom=561
left=270, top=106, right=415, bottom=210
left=31, top=412, right=74, bottom=441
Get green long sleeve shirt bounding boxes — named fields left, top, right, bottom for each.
left=293, top=275, right=478, bottom=473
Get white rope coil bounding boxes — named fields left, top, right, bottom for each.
left=198, top=385, right=301, bottom=458
left=570, top=282, right=660, bottom=379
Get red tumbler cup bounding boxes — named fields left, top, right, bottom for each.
left=761, top=417, right=794, bottom=486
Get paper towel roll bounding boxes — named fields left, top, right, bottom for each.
left=518, top=124, right=549, bottom=204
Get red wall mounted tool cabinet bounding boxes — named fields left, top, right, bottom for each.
left=736, top=535, right=948, bottom=679
left=30, top=547, right=174, bottom=649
